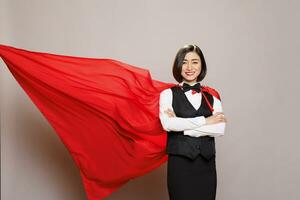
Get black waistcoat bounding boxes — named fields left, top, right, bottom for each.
left=166, top=85, right=216, bottom=160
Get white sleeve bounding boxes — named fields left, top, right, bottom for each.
left=184, top=96, right=226, bottom=137
left=159, top=88, right=206, bottom=132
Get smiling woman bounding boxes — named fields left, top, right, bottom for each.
left=160, top=44, right=226, bottom=200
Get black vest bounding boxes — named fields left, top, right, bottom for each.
left=166, top=85, right=216, bottom=160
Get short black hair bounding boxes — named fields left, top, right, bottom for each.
left=172, top=44, right=207, bottom=83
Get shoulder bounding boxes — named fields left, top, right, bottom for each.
left=159, top=88, right=173, bottom=106
left=201, top=85, right=221, bottom=101
left=160, top=88, right=172, bottom=97
left=160, top=84, right=180, bottom=95
left=212, top=96, right=222, bottom=104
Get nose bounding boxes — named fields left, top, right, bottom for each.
left=186, top=62, right=192, bottom=70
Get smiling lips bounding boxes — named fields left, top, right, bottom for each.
left=185, top=72, right=195, bottom=76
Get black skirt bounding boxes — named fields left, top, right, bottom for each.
left=167, top=154, right=217, bottom=200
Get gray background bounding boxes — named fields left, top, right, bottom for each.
left=1, top=0, right=300, bottom=199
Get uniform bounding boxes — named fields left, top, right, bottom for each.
left=159, top=81, right=225, bottom=200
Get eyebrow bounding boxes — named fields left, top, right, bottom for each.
left=183, top=59, right=200, bottom=61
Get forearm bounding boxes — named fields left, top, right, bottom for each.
left=160, top=115, right=206, bottom=132
left=184, top=122, right=226, bottom=137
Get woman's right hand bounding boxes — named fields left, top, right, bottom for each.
left=205, top=112, right=227, bottom=125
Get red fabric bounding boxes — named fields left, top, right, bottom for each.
left=202, top=86, right=221, bottom=101
left=0, top=44, right=221, bottom=200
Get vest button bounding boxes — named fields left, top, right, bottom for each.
left=196, top=145, right=200, bottom=149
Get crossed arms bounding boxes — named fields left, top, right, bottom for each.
left=159, top=88, right=225, bottom=137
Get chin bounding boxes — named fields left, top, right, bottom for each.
left=185, top=75, right=197, bottom=79
left=183, top=77, right=197, bottom=82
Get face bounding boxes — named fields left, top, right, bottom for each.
left=180, top=51, right=201, bottom=85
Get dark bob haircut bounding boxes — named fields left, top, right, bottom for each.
left=172, top=44, right=207, bottom=83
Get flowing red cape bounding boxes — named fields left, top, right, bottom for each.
left=0, top=44, right=220, bottom=200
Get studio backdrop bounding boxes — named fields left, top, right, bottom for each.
left=1, top=0, right=300, bottom=200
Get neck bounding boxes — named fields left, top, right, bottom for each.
left=182, top=80, right=199, bottom=86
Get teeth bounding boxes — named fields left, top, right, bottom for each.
left=185, top=72, right=194, bottom=75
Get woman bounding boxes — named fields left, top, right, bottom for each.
left=159, top=44, right=227, bottom=200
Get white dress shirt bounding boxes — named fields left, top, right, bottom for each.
left=159, top=81, right=225, bottom=137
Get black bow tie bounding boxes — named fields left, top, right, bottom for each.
left=182, top=82, right=201, bottom=93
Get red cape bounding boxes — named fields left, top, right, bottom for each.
left=0, top=44, right=221, bottom=200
